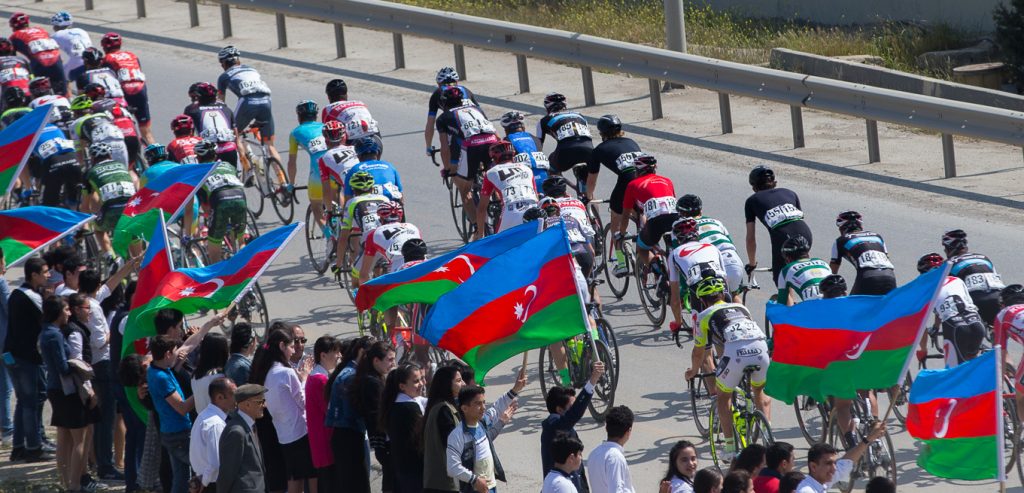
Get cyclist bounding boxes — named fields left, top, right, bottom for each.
left=498, top=111, right=549, bottom=190
left=317, top=120, right=358, bottom=210
left=477, top=140, right=538, bottom=238
left=287, top=100, right=326, bottom=212
left=99, top=32, right=152, bottom=144
left=819, top=274, right=848, bottom=299
left=829, top=211, right=896, bottom=295
left=616, top=153, right=677, bottom=276
left=216, top=46, right=281, bottom=165
left=360, top=201, right=421, bottom=281
left=776, top=235, right=830, bottom=305
left=536, top=93, right=594, bottom=179
left=668, top=218, right=727, bottom=335
left=0, top=37, right=31, bottom=97
left=424, top=66, right=476, bottom=159
left=50, top=11, right=92, bottom=82
left=541, top=176, right=595, bottom=242
left=676, top=194, right=745, bottom=296
left=435, top=85, right=498, bottom=224
left=75, top=48, right=124, bottom=102
left=140, top=143, right=176, bottom=185
left=591, top=114, right=641, bottom=274
left=195, top=139, right=248, bottom=263
left=344, top=137, right=403, bottom=204
left=321, top=78, right=381, bottom=154
left=942, top=229, right=1005, bottom=326
left=995, top=285, right=1024, bottom=421
left=335, top=171, right=389, bottom=282
left=86, top=84, right=142, bottom=173
left=400, top=238, right=428, bottom=270
left=28, top=76, right=72, bottom=127
left=8, top=12, right=67, bottom=96
left=684, top=276, right=770, bottom=461
left=744, top=165, right=813, bottom=283
left=32, top=118, right=80, bottom=207
left=183, top=81, right=238, bottom=167
left=70, top=94, right=131, bottom=165
left=0, top=86, right=30, bottom=127
left=167, top=114, right=202, bottom=164
left=917, top=253, right=985, bottom=369
left=82, top=142, right=136, bottom=257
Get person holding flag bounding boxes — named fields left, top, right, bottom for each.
left=797, top=422, right=886, bottom=493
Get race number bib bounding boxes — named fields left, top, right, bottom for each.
left=98, top=181, right=135, bottom=202
left=642, top=196, right=675, bottom=220
left=763, top=203, right=803, bottom=229
left=117, top=67, right=146, bottom=83
left=554, top=121, right=591, bottom=140
left=307, top=135, right=328, bottom=154
left=28, top=38, right=59, bottom=54
left=800, top=284, right=822, bottom=300
left=381, top=183, right=403, bottom=200
left=856, top=250, right=893, bottom=270
left=37, top=138, right=73, bottom=159
left=206, top=173, right=243, bottom=191
left=964, top=273, right=1004, bottom=292
left=937, top=295, right=965, bottom=321
left=513, top=152, right=549, bottom=170
left=340, top=107, right=378, bottom=139
left=236, top=71, right=270, bottom=96
left=455, top=107, right=494, bottom=137
left=91, top=123, right=124, bottom=142
left=723, top=319, right=760, bottom=343
left=614, top=151, right=643, bottom=171
left=0, top=66, right=28, bottom=82
left=685, top=261, right=723, bottom=286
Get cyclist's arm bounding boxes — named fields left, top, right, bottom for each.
left=617, top=186, right=635, bottom=237
left=357, top=247, right=374, bottom=286
left=670, top=280, right=682, bottom=326
left=286, top=134, right=300, bottom=183
left=423, top=115, right=436, bottom=151
left=745, top=221, right=757, bottom=267
left=475, top=191, right=491, bottom=241
left=437, top=130, right=453, bottom=171
left=829, top=241, right=842, bottom=274
left=584, top=172, right=597, bottom=202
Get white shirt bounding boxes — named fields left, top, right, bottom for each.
left=586, top=441, right=635, bottom=493
left=669, top=476, right=694, bottom=493
left=396, top=392, right=427, bottom=413
left=53, top=27, right=93, bottom=76
left=189, top=404, right=227, bottom=486
left=190, top=372, right=224, bottom=414
left=264, top=361, right=307, bottom=444
left=86, top=286, right=112, bottom=364
left=56, top=284, right=77, bottom=297
left=796, top=458, right=853, bottom=493
left=542, top=469, right=578, bottom=493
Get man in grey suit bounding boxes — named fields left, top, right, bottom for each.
left=217, top=384, right=267, bottom=493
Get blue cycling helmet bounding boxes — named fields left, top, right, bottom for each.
left=51, top=11, right=73, bottom=28
left=354, top=137, right=382, bottom=156
left=144, top=143, right=168, bottom=164
left=295, top=100, right=318, bottom=119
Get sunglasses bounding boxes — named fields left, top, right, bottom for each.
left=293, top=338, right=307, bottom=344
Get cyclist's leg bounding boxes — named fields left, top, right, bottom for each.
left=307, top=169, right=324, bottom=226
left=256, top=101, right=283, bottom=164
left=95, top=203, right=124, bottom=254
left=548, top=342, right=570, bottom=386
left=126, top=86, right=154, bottom=145
left=40, top=157, right=65, bottom=207
left=207, top=201, right=231, bottom=263
left=744, top=342, right=772, bottom=419
left=1014, top=364, right=1024, bottom=426
left=834, top=398, right=855, bottom=446
left=715, top=351, right=745, bottom=451
left=455, top=148, right=477, bottom=221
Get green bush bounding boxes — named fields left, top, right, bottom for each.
left=993, top=0, right=1024, bottom=88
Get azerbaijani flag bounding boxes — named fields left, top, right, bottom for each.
left=356, top=221, right=539, bottom=312
left=420, top=221, right=588, bottom=383
left=907, top=347, right=1003, bottom=480
left=111, top=163, right=215, bottom=258
left=765, top=265, right=947, bottom=404
left=0, top=206, right=93, bottom=267
left=0, top=104, right=51, bottom=196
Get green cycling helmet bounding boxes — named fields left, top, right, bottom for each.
left=70, top=95, right=93, bottom=111
left=694, top=277, right=725, bottom=298
left=349, top=171, right=375, bottom=192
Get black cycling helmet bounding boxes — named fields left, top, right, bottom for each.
left=543, top=92, right=567, bottom=113
left=144, top=143, right=168, bottom=164
left=541, top=176, right=569, bottom=197
left=192, top=82, right=217, bottom=104
left=325, top=78, right=348, bottom=98
left=2, top=86, right=28, bottom=108
left=835, top=210, right=863, bottom=234
left=89, top=142, right=113, bottom=161
left=193, top=139, right=218, bottom=159
left=941, top=229, right=968, bottom=254
left=84, top=82, right=106, bottom=101
left=499, top=111, right=524, bottom=130
left=0, top=37, right=13, bottom=56
left=672, top=218, right=700, bottom=243
left=749, top=165, right=775, bottom=189
left=295, top=100, right=318, bottom=119
left=218, top=45, right=240, bottom=63
left=676, top=194, right=702, bottom=217
left=401, top=238, right=428, bottom=261
left=820, top=274, right=848, bottom=299
left=81, top=47, right=104, bottom=66
left=916, top=252, right=945, bottom=274
left=1001, top=285, right=1024, bottom=307
left=440, top=86, right=464, bottom=110
left=781, top=234, right=810, bottom=258
left=523, top=207, right=545, bottom=223
left=596, top=114, right=622, bottom=136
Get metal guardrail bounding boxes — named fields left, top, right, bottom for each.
left=119, top=0, right=1024, bottom=177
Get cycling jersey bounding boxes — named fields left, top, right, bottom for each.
left=141, top=160, right=176, bottom=186
left=552, top=197, right=595, bottom=238
left=622, top=174, right=675, bottom=220
left=507, top=131, right=549, bottom=190
left=317, top=144, right=359, bottom=187
left=777, top=258, right=831, bottom=302
left=53, top=28, right=92, bottom=77
left=10, top=27, right=61, bottom=67
left=744, top=187, right=813, bottom=281
left=343, top=160, right=403, bottom=200
left=33, top=124, right=76, bottom=161
left=102, top=50, right=146, bottom=95
left=996, top=306, right=1024, bottom=385
left=341, top=194, right=389, bottom=235
left=364, top=222, right=422, bottom=272
left=831, top=231, right=893, bottom=271
left=185, top=103, right=237, bottom=149
left=426, top=85, right=477, bottom=118
left=435, top=104, right=498, bottom=148
left=540, top=215, right=592, bottom=298
left=76, top=67, right=124, bottom=98
left=217, top=64, right=271, bottom=101
left=933, top=276, right=978, bottom=322
left=668, top=241, right=726, bottom=289
left=86, top=159, right=135, bottom=205
left=107, top=103, right=139, bottom=139
left=198, top=161, right=246, bottom=207
left=692, top=217, right=744, bottom=293
left=480, top=162, right=538, bottom=232
left=697, top=301, right=769, bottom=391
left=321, top=100, right=379, bottom=141
left=74, top=112, right=123, bottom=144
left=587, top=137, right=642, bottom=177
left=290, top=121, right=327, bottom=168
left=536, top=111, right=592, bottom=146
left=542, top=215, right=589, bottom=247
left=949, top=253, right=1004, bottom=294
left=0, top=55, right=31, bottom=91
left=30, top=94, right=71, bottom=124
left=168, top=136, right=202, bottom=164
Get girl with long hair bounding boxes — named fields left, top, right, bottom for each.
left=189, top=332, right=229, bottom=413
left=349, top=341, right=396, bottom=493
left=422, top=364, right=467, bottom=493
left=380, top=363, right=426, bottom=493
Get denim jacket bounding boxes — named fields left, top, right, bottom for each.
left=324, top=362, right=364, bottom=432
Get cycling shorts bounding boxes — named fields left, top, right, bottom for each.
left=208, top=198, right=248, bottom=244
left=456, top=144, right=490, bottom=181
left=721, top=249, right=744, bottom=294
left=768, top=220, right=813, bottom=281
left=607, top=172, right=637, bottom=215
left=716, top=339, right=770, bottom=392
left=942, top=312, right=986, bottom=369
left=217, top=148, right=238, bottom=168
left=125, top=136, right=141, bottom=168
left=970, top=289, right=1001, bottom=327
left=571, top=246, right=594, bottom=280
left=30, top=59, right=67, bottom=95
left=307, top=166, right=323, bottom=201
left=851, top=268, right=897, bottom=296
left=96, top=199, right=128, bottom=232
left=123, top=85, right=151, bottom=124
left=234, top=97, right=274, bottom=137
left=548, top=141, right=594, bottom=174
left=41, top=153, right=82, bottom=207
left=638, top=212, right=679, bottom=250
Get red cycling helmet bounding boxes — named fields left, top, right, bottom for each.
left=9, top=13, right=29, bottom=30
left=101, top=32, right=122, bottom=51
left=171, top=114, right=194, bottom=135
left=917, top=252, right=945, bottom=274
left=193, top=82, right=216, bottom=103
left=322, top=120, right=346, bottom=144
left=488, top=140, right=516, bottom=164
left=84, top=83, right=107, bottom=100
left=376, top=202, right=404, bottom=223
left=672, top=218, right=700, bottom=242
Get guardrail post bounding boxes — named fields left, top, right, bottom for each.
left=393, top=33, right=406, bottom=69
left=334, top=24, right=346, bottom=58
left=649, top=79, right=663, bottom=120
left=581, top=67, right=596, bottom=106
left=516, top=54, right=530, bottom=94
left=187, top=0, right=198, bottom=27
left=220, top=4, right=232, bottom=38
left=942, top=133, right=956, bottom=178
left=865, top=119, right=880, bottom=163
left=454, top=45, right=467, bottom=81
left=790, top=106, right=805, bottom=148
left=136, top=0, right=146, bottom=18
left=85, top=0, right=94, bottom=11
left=275, top=14, right=288, bottom=48
left=718, top=93, right=732, bottom=134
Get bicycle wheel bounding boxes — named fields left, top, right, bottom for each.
left=446, top=178, right=466, bottom=241
left=265, top=157, right=294, bottom=224
left=887, top=373, right=913, bottom=426
left=304, top=205, right=332, bottom=275
left=338, top=239, right=358, bottom=303
left=708, top=404, right=727, bottom=472
left=688, top=376, right=714, bottom=436
left=602, top=225, right=631, bottom=299
left=179, top=240, right=209, bottom=269
left=746, top=410, right=775, bottom=448
left=635, top=258, right=667, bottom=326
left=794, top=396, right=828, bottom=445
left=236, top=283, right=270, bottom=339
left=595, top=318, right=620, bottom=381
left=536, top=343, right=566, bottom=399
left=242, top=141, right=266, bottom=218
left=587, top=339, right=617, bottom=423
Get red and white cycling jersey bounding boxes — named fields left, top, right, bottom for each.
left=317, top=144, right=360, bottom=185
left=30, top=94, right=70, bottom=123
left=321, top=100, right=379, bottom=141
left=622, top=174, right=676, bottom=220
left=553, top=197, right=595, bottom=237
left=109, top=104, right=138, bottom=139
left=667, top=241, right=726, bottom=288
left=0, top=56, right=31, bottom=91
left=996, top=304, right=1024, bottom=348
left=103, top=51, right=146, bottom=94
left=10, top=28, right=61, bottom=66
left=364, top=222, right=422, bottom=272
left=168, top=136, right=201, bottom=164
left=481, top=162, right=537, bottom=231
left=933, top=276, right=978, bottom=322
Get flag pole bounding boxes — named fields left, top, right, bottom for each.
left=996, top=344, right=1006, bottom=490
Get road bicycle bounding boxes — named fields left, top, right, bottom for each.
left=538, top=317, right=619, bottom=422
left=391, top=302, right=450, bottom=382
left=634, top=233, right=673, bottom=326
left=587, top=278, right=620, bottom=380
left=239, top=120, right=293, bottom=224
left=703, top=365, right=775, bottom=470
left=429, top=147, right=467, bottom=241
left=304, top=199, right=342, bottom=276
left=826, top=392, right=897, bottom=493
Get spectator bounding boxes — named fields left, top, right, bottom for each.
left=543, top=432, right=585, bottom=493
left=305, top=335, right=342, bottom=485
left=189, top=376, right=237, bottom=491
left=777, top=472, right=804, bottom=493
left=191, top=332, right=230, bottom=413
left=730, top=444, right=766, bottom=477
left=754, top=442, right=795, bottom=493
left=54, top=256, right=85, bottom=296
left=43, top=245, right=76, bottom=292
left=326, top=335, right=375, bottom=492
left=864, top=477, right=895, bottom=493
left=146, top=334, right=195, bottom=493
left=693, top=468, right=723, bottom=493
left=350, top=341, right=397, bottom=492
left=5, top=257, right=51, bottom=462
left=445, top=371, right=524, bottom=493
left=796, top=423, right=885, bottom=493
left=381, top=363, right=426, bottom=493
left=541, top=361, right=605, bottom=492
left=422, top=364, right=466, bottom=493
left=218, top=383, right=269, bottom=493
left=0, top=251, right=11, bottom=446
left=660, top=440, right=698, bottom=493
left=722, top=470, right=753, bottom=493
left=225, top=323, right=257, bottom=385
left=269, top=321, right=306, bottom=367
left=587, top=405, right=636, bottom=493
left=117, top=353, right=148, bottom=493
left=39, top=295, right=87, bottom=492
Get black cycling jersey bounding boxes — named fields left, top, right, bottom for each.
left=434, top=104, right=495, bottom=143
left=831, top=231, right=894, bottom=272
left=744, top=188, right=805, bottom=231
left=427, top=85, right=477, bottom=118
left=587, top=137, right=642, bottom=176
left=948, top=253, right=1001, bottom=291
left=536, top=111, right=593, bottom=146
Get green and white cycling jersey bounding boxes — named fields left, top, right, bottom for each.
left=776, top=257, right=831, bottom=302
left=85, top=160, right=135, bottom=204
left=695, top=216, right=736, bottom=252
left=696, top=301, right=766, bottom=348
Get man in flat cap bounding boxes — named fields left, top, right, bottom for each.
left=217, top=383, right=267, bottom=493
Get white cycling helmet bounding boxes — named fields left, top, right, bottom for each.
left=51, top=11, right=73, bottom=28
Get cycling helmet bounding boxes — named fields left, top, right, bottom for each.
left=748, top=165, right=775, bottom=188
left=941, top=229, right=968, bottom=253
left=835, top=211, right=863, bottom=234
left=218, top=45, right=240, bottom=62
left=523, top=207, right=545, bottom=223
left=2, top=87, right=28, bottom=108
left=781, top=235, right=811, bottom=258
left=9, top=12, right=29, bottom=30
left=325, top=78, right=348, bottom=98
left=401, top=238, right=428, bottom=260
left=0, top=37, right=13, bottom=56
left=295, top=100, right=318, bottom=119
left=81, top=47, right=104, bottom=66
left=353, top=137, right=382, bottom=156
left=100, top=32, right=122, bottom=51
left=192, top=82, right=216, bottom=103
left=543, top=92, right=567, bottom=113
left=1001, top=285, right=1024, bottom=307
left=820, top=274, right=848, bottom=299
left=435, top=66, right=459, bottom=85
left=916, top=252, right=945, bottom=274
left=171, top=114, right=194, bottom=134
left=84, top=82, right=107, bottom=100
left=51, top=11, right=73, bottom=28
left=596, top=114, right=622, bottom=136
left=633, top=153, right=658, bottom=173
left=695, top=276, right=726, bottom=298
left=539, top=196, right=560, bottom=216
left=349, top=171, right=375, bottom=192
left=440, top=86, right=464, bottom=109
left=89, top=142, right=113, bottom=160
left=376, top=201, right=403, bottom=223
left=541, top=176, right=569, bottom=197
left=672, top=218, right=700, bottom=243
left=488, top=140, right=515, bottom=164
left=193, top=139, right=218, bottom=159
left=69, top=95, right=93, bottom=112
left=322, top=120, right=346, bottom=144
left=28, top=77, right=51, bottom=98
left=499, top=111, right=525, bottom=130
left=676, top=194, right=702, bottom=217
left=143, top=143, right=168, bottom=164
